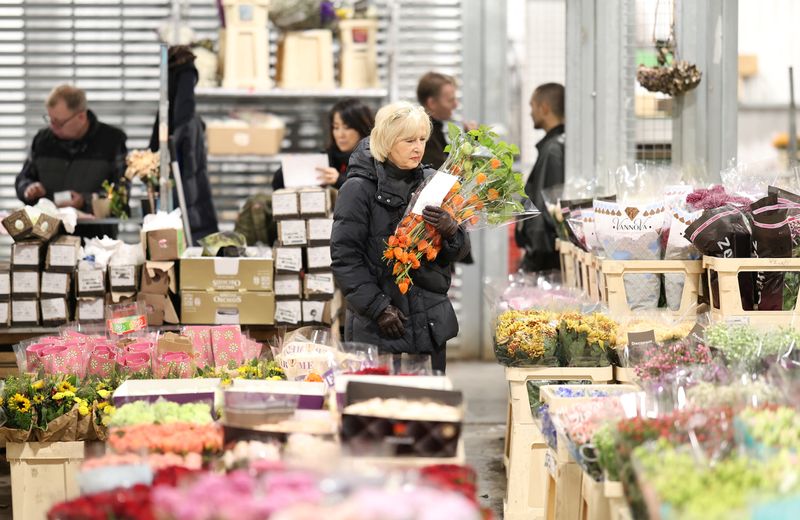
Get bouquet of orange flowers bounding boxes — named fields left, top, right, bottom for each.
left=384, top=124, right=536, bottom=293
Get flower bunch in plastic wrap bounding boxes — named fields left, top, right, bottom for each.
left=384, top=124, right=532, bottom=293
left=556, top=312, right=618, bottom=367
left=494, top=310, right=558, bottom=366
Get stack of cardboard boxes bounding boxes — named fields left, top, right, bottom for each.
left=272, top=187, right=338, bottom=326
left=138, top=228, right=183, bottom=326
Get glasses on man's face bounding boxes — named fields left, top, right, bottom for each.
left=43, top=110, right=82, bottom=129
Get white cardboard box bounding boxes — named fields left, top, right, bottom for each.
left=307, top=218, right=333, bottom=245
left=278, top=219, right=308, bottom=246
left=11, top=271, right=39, bottom=298
left=273, top=189, right=299, bottom=219
left=275, top=247, right=303, bottom=273
left=41, top=271, right=70, bottom=297
left=275, top=274, right=302, bottom=299
left=306, top=246, right=332, bottom=271
left=274, top=300, right=302, bottom=325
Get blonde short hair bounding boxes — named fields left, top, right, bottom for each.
left=370, top=101, right=431, bottom=162
left=46, top=84, right=88, bottom=113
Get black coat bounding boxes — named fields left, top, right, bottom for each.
left=516, top=124, right=565, bottom=272
left=422, top=118, right=448, bottom=170
left=331, top=138, right=470, bottom=354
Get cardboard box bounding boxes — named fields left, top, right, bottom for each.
left=11, top=242, right=44, bottom=271
left=76, top=297, right=104, bottom=321
left=137, top=292, right=179, bottom=326
left=11, top=299, right=39, bottom=326
left=272, top=189, right=299, bottom=219
left=340, top=382, right=464, bottom=458
left=41, top=271, right=71, bottom=297
left=274, top=299, right=302, bottom=325
left=302, top=300, right=332, bottom=325
left=307, top=218, right=333, bottom=245
left=2, top=208, right=60, bottom=242
left=11, top=270, right=39, bottom=298
left=278, top=219, right=307, bottom=246
left=140, top=261, right=177, bottom=295
left=180, top=248, right=273, bottom=292
left=40, top=297, right=69, bottom=325
left=76, top=266, right=105, bottom=297
left=144, top=229, right=185, bottom=261
left=0, top=267, right=11, bottom=301
left=46, top=236, right=81, bottom=272
left=299, top=187, right=331, bottom=217
left=0, top=301, right=9, bottom=326
left=112, top=378, right=220, bottom=409
left=109, top=265, right=140, bottom=292
left=157, top=332, right=193, bottom=355
left=181, top=290, right=276, bottom=325
left=306, top=245, right=332, bottom=271
left=206, top=118, right=285, bottom=156
left=275, top=246, right=303, bottom=273
left=304, top=272, right=335, bottom=299
left=275, top=274, right=302, bottom=299
left=108, top=292, right=137, bottom=305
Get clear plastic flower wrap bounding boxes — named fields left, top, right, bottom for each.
left=616, top=310, right=699, bottom=370
left=555, top=311, right=618, bottom=367
left=705, top=322, right=800, bottom=373
left=383, top=124, right=537, bottom=294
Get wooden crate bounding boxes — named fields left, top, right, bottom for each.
left=581, top=472, right=611, bottom=520
left=338, top=19, right=379, bottom=89
left=277, top=30, right=335, bottom=89
left=608, top=497, right=633, bottom=520
left=557, top=240, right=578, bottom=288
left=220, top=0, right=272, bottom=89
left=540, top=384, right=639, bottom=413
left=703, top=256, right=800, bottom=326
left=544, top=447, right=583, bottom=520
left=613, top=366, right=636, bottom=384
left=600, top=259, right=703, bottom=316
left=0, top=350, right=19, bottom=378
left=7, top=441, right=85, bottom=520
left=504, top=366, right=613, bottom=520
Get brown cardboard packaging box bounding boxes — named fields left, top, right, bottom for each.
left=181, top=290, right=275, bottom=325
left=46, top=236, right=81, bottom=272
left=0, top=266, right=9, bottom=302
left=11, top=241, right=45, bottom=271
left=206, top=118, right=285, bottom=156
left=180, top=248, right=273, bottom=292
left=76, top=266, right=106, bottom=297
left=0, top=301, right=9, bottom=326
left=76, top=297, right=104, bottom=322
left=272, top=189, right=300, bottom=220
left=41, top=271, right=71, bottom=297
left=140, top=261, right=177, bottom=295
left=11, top=299, right=39, bottom=326
left=2, top=209, right=60, bottom=242
left=157, top=332, right=194, bottom=355
left=11, top=270, right=39, bottom=299
left=143, top=229, right=186, bottom=261
left=299, top=187, right=332, bottom=217
left=277, top=220, right=307, bottom=246
left=274, top=274, right=302, bottom=300
left=109, top=265, right=140, bottom=292
left=40, top=297, right=70, bottom=326
left=137, top=292, right=179, bottom=326
left=274, top=299, right=302, bottom=325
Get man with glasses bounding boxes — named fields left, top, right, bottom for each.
left=15, top=84, right=127, bottom=236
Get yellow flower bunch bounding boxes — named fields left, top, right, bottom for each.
left=57, top=381, right=77, bottom=394
left=559, top=312, right=618, bottom=350
left=496, top=310, right=558, bottom=359
left=8, top=393, right=32, bottom=414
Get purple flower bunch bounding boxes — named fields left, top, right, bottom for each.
left=554, top=387, right=610, bottom=398
left=633, top=340, right=712, bottom=383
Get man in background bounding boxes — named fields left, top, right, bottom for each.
left=16, top=84, right=127, bottom=237
left=416, top=71, right=477, bottom=169
left=516, top=82, right=565, bottom=272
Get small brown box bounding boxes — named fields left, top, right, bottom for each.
left=76, top=266, right=106, bottom=297
left=144, top=229, right=186, bottom=261
left=41, top=271, right=71, bottom=297
left=46, top=235, right=81, bottom=272
left=274, top=246, right=303, bottom=273
left=306, top=245, right=332, bottom=272
left=277, top=220, right=307, bottom=246
left=11, top=270, right=40, bottom=299
left=299, top=187, right=331, bottom=217
left=140, top=261, right=177, bottom=295
left=0, top=266, right=10, bottom=302
left=11, top=299, right=40, bottom=326
left=274, top=274, right=302, bottom=300
left=274, top=299, right=302, bottom=325
left=40, top=297, right=70, bottom=326
left=11, top=241, right=44, bottom=271
left=0, top=301, right=9, bottom=327
left=76, top=297, right=104, bottom=322
left=109, top=265, right=140, bottom=292
left=157, top=332, right=194, bottom=355
left=272, top=189, right=300, bottom=220
left=306, top=218, right=333, bottom=246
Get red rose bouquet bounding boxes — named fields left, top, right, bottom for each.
left=383, top=124, right=535, bottom=293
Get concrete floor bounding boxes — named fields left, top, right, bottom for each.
left=449, top=361, right=508, bottom=518
left=0, top=361, right=508, bottom=520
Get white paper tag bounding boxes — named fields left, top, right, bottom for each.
left=275, top=275, right=301, bottom=296
left=12, top=300, right=37, bottom=323
left=411, top=172, right=459, bottom=214
left=302, top=300, right=326, bottom=322
left=306, top=273, right=335, bottom=294
left=300, top=190, right=328, bottom=215
left=78, top=269, right=105, bottom=293
left=54, top=191, right=72, bottom=205
left=41, top=298, right=66, bottom=321
left=12, top=271, right=38, bottom=295
left=275, top=300, right=302, bottom=324
left=79, top=298, right=105, bottom=320
left=13, top=244, right=39, bottom=266
left=109, top=265, right=137, bottom=288
left=307, top=246, right=332, bottom=269
left=307, top=218, right=334, bottom=241
left=279, top=220, right=307, bottom=246
left=41, top=272, right=68, bottom=294
left=0, top=272, right=10, bottom=296
left=273, top=191, right=299, bottom=216
left=0, top=302, right=8, bottom=324
left=275, top=247, right=303, bottom=272
left=49, top=244, right=77, bottom=267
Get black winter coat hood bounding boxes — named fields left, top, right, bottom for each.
left=331, top=138, right=470, bottom=354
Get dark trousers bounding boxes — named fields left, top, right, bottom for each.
left=392, top=344, right=446, bottom=374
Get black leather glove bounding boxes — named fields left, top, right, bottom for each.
left=377, top=305, right=406, bottom=339
left=423, top=205, right=459, bottom=239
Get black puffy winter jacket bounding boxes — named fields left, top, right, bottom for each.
left=331, top=138, right=470, bottom=355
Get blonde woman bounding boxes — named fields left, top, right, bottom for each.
left=330, top=101, right=471, bottom=373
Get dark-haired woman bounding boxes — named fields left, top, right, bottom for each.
left=271, top=98, right=374, bottom=190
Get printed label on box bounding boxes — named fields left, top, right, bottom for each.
left=300, top=190, right=327, bottom=215
left=12, top=271, right=38, bottom=294
left=275, top=275, right=301, bottom=296
left=41, top=298, right=67, bottom=321
left=307, top=246, right=332, bottom=269
left=78, top=269, right=105, bottom=293
left=275, top=300, right=302, bottom=324
left=41, top=272, right=68, bottom=294
left=279, top=220, right=307, bottom=246
left=273, top=192, right=299, bottom=215
left=0, top=302, right=8, bottom=324
left=79, top=298, right=105, bottom=320
left=13, top=244, right=39, bottom=266
left=0, top=272, right=10, bottom=296
left=109, top=265, right=137, bottom=288
left=275, top=248, right=303, bottom=272
left=306, top=273, right=335, bottom=294
left=12, top=300, right=37, bottom=323
left=49, top=244, right=77, bottom=267
left=307, top=218, right=333, bottom=241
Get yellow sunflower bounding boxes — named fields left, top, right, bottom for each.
left=33, top=395, right=44, bottom=405
left=10, top=394, right=31, bottom=413
left=31, top=380, right=44, bottom=390
left=57, top=381, right=77, bottom=394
